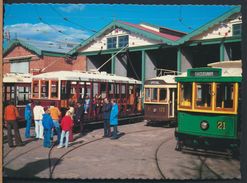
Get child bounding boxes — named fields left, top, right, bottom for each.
left=57, top=111, right=74, bottom=148
left=42, top=109, right=54, bottom=148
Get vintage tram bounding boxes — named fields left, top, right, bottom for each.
left=144, top=75, right=177, bottom=124
left=31, top=70, right=142, bottom=122
left=175, top=61, right=241, bottom=153
left=3, top=73, right=32, bottom=121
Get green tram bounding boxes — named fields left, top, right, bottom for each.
left=175, top=61, right=241, bottom=153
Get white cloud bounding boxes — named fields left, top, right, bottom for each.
left=59, top=5, right=86, bottom=13
left=4, top=23, right=90, bottom=43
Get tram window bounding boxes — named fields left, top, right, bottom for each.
left=151, top=88, right=158, bottom=102
left=159, top=88, right=167, bottom=102
left=121, top=85, right=126, bottom=98
left=145, top=88, right=151, bottom=102
left=5, top=86, right=15, bottom=101
left=100, top=83, right=106, bottom=98
left=216, top=83, right=234, bottom=109
left=180, top=83, right=192, bottom=107
left=115, top=84, right=120, bottom=98
left=51, top=81, right=59, bottom=98
left=32, top=81, right=39, bottom=98
left=17, top=86, right=30, bottom=105
left=41, top=81, right=49, bottom=98
left=195, top=83, right=212, bottom=108
left=93, top=83, right=99, bottom=97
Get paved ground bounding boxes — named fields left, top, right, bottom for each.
left=3, top=121, right=241, bottom=180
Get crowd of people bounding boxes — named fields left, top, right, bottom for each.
left=4, top=97, right=119, bottom=148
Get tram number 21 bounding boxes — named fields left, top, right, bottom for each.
left=217, top=121, right=226, bottom=130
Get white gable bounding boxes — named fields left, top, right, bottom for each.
left=78, top=27, right=161, bottom=53
left=192, top=13, right=241, bottom=40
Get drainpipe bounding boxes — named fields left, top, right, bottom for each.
left=177, top=47, right=182, bottom=73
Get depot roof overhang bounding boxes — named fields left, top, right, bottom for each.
left=68, top=21, right=180, bottom=55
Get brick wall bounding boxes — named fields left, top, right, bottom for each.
left=3, top=45, right=87, bottom=75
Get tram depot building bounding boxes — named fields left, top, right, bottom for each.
left=3, top=6, right=242, bottom=88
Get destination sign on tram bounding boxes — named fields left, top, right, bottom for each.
left=189, top=70, right=220, bottom=77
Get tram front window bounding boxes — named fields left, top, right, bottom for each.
left=41, top=81, right=49, bottom=98
left=159, top=88, right=167, bottom=102
left=216, top=83, right=234, bottom=109
left=17, top=86, right=30, bottom=105
left=195, top=83, right=212, bottom=108
left=145, top=88, right=151, bottom=102
left=180, top=83, right=192, bottom=107
left=151, top=88, right=158, bottom=102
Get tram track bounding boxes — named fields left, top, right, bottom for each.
left=198, top=156, right=222, bottom=179
left=48, top=127, right=167, bottom=179
left=154, top=136, right=173, bottom=179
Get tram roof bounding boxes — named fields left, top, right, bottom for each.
left=32, top=70, right=142, bottom=84
left=3, top=73, right=32, bottom=83
left=146, top=75, right=177, bottom=84
left=175, top=61, right=242, bottom=82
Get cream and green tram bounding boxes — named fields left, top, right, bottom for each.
left=144, top=75, right=177, bottom=123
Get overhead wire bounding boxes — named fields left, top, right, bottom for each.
left=49, top=5, right=97, bottom=33
left=34, top=5, right=85, bottom=41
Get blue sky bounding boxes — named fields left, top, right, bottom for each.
left=3, top=4, right=237, bottom=47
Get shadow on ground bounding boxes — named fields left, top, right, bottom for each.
left=3, top=158, right=61, bottom=178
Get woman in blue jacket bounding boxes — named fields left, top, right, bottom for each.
left=24, top=101, right=32, bottom=138
left=42, top=110, right=54, bottom=148
left=110, top=99, right=119, bottom=139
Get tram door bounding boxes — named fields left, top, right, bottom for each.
left=168, top=88, right=176, bottom=118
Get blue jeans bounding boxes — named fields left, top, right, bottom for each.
left=111, top=125, right=118, bottom=139
left=25, top=118, right=31, bottom=138
left=43, top=129, right=52, bottom=148
left=59, top=130, right=69, bottom=148
left=52, top=120, right=61, bottom=144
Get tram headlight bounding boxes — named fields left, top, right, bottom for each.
left=200, top=120, right=209, bottom=130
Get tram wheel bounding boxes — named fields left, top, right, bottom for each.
left=175, top=141, right=183, bottom=151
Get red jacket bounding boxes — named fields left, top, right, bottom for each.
left=4, top=105, right=19, bottom=121
left=61, top=116, right=74, bottom=131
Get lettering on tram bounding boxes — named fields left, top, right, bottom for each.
left=175, top=61, right=242, bottom=155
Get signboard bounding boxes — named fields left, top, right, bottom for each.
left=188, top=68, right=221, bottom=77
left=144, top=80, right=166, bottom=85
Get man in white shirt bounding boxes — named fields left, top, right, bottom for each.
left=33, top=101, right=45, bottom=139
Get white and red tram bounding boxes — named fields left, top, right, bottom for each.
left=31, top=70, right=142, bottom=121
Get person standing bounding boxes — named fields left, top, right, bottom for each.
left=102, top=98, right=112, bottom=137
left=42, top=109, right=54, bottom=148
left=110, top=99, right=119, bottom=140
left=24, top=100, right=32, bottom=138
left=57, top=111, right=74, bottom=148
left=75, top=101, right=85, bottom=136
left=33, top=101, right=45, bottom=139
left=49, top=101, right=61, bottom=144
left=68, top=103, right=75, bottom=142
left=4, top=101, right=23, bottom=147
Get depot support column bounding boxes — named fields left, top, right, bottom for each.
left=141, top=50, right=146, bottom=90
left=220, top=42, right=225, bottom=61
left=111, top=53, right=115, bottom=74
left=177, top=47, right=182, bottom=73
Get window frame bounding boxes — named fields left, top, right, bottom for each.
left=107, top=37, right=117, bottom=49
left=178, top=82, right=193, bottom=109
left=118, top=35, right=129, bottom=48
left=215, top=82, right=236, bottom=112
left=232, top=23, right=242, bottom=36
left=194, top=82, right=213, bottom=110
